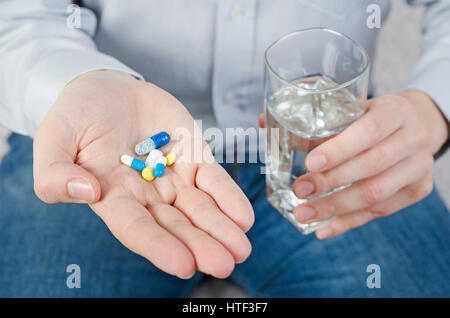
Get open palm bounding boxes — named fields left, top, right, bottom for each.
left=33, top=70, right=254, bottom=278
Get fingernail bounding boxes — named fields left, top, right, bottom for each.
left=295, top=206, right=316, bottom=222
left=294, top=181, right=314, bottom=198
left=178, top=272, right=195, bottom=280
left=307, top=154, right=327, bottom=171
left=316, top=227, right=334, bottom=240
left=67, top=178, right=94, bottom=202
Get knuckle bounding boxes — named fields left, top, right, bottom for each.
left=397, top=96, right=412, bottom=112
left=416, top=178, right=433, bottom=199
left=387, top=95, right=411, bottom=124
left=371, top=95, right=391, bottom=108
left=328, top=203, right=338, bottom=217
left=322, top=172, right=339, bottom=192
left=364, top=117, right=381, bottom=141
left=367, top=207, right=387, bottom=218
left=322, top=201, right=337, bottom=218
left=361, top=181, right=386, bottom=204
left=398, top=104, right=411, bottom=122
left=362, top=208, right=382, bottom=220
left=415, top=127, right=428, bottom=148
left=365, top=147, right=388, bottom=173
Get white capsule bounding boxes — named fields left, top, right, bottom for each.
left=155, top=156, right=167, bottom=166
left=121, top=154, right=133, bottom=166
left=145, top=149, right=163, bottom=168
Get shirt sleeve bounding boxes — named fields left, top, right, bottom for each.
left=405, top=0, right=450, bottom=124
left=0, top=0, right=144, bottom=137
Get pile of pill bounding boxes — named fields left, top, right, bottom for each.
left=120, top=131, right=176, bottom=182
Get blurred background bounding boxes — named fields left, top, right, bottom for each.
left=0, top=1, right=448, bottom=297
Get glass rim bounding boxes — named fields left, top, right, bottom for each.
left=264, top=27, right=370, bottom=94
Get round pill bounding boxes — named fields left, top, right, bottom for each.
left=141, top=167, right=155, bottom=181
left=166, top=152, right=176, bottom=166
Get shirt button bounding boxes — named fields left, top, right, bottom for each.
left=230, top=7, right=245, bottom=20
left=223, top=93, right=236, bottom=105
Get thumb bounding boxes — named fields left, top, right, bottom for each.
left=33, top=121, right=101, bottom=204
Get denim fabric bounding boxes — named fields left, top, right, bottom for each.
left=1, top=133, right=449, bottom=297
left=230, top=162, right=450, bottom=297
left=0, top=134, right=202, bottom=297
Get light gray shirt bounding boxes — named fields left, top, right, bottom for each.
left=0, top=0, right=449, bottom=138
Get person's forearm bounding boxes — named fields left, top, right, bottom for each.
left=405, top=0, right=450, bottom=154
left=0, top=0, right=143, bottom=137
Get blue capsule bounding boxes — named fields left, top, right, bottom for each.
left=153, top=163, right=166, bottom=177
left=153, top=156, right=167, bottom=178
left=121, top=155, right=146, bottom=171
left=151, top=131, right=170, bottom=148
left=135, top=132, right=170, bottom=155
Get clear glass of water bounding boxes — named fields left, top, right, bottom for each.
left=264, top=28, right=370, bottom=234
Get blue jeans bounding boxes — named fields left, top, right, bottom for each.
left=0, top=133, right=449, bottom=297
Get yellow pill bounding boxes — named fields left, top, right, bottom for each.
left=166, top=152, right=176, bottom=166
left=141, top=167, right=155, bottom=181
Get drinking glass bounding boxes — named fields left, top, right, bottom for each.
left=264, top=28, right=370, bottom=234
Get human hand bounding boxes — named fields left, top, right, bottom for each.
left=33, top=70, right=254, bottom=278
left=290, top=90, right=449, bottom=239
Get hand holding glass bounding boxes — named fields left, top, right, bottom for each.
left=264, top=28, right=370, bottom=234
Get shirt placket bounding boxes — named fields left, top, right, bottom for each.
left=212, top=0, right=257, bottom=131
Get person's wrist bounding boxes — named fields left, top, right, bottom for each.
left=58, top=69, right=140, bottom=107
left=400, top=89, right=450, bottom=155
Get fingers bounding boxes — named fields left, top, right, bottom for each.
left=33, top=121, right=101, bottom=204
left=195, top=163, right=255, bottom=232
left=258, top=113, right=265, bottom=128
left=293, top=153, right=433, bottom=223
left=315, top=179, right=433, bottom=239
left=304, top=96, right=406, bottom=173
left=147, top=202, right=235, bottom=278
left=293, top=126, right=417, bottom=198
left=94, top=197, right=196, bottom=279
left=315, top=209, right=375, bottom=239
left=174, top=184, right=252, bottom=264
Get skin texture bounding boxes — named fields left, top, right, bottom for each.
left=260, top=90, right=449, bottom=240
left=33, top=70, right=254, bottom=279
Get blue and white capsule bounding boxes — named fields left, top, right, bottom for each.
left=153, top=156, right=167, bottom=178
left=135, top=132, right=170, bottom=156
left=121, top=155, right=146, bottom=171
left=145, top=149, right=163, bottom=168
